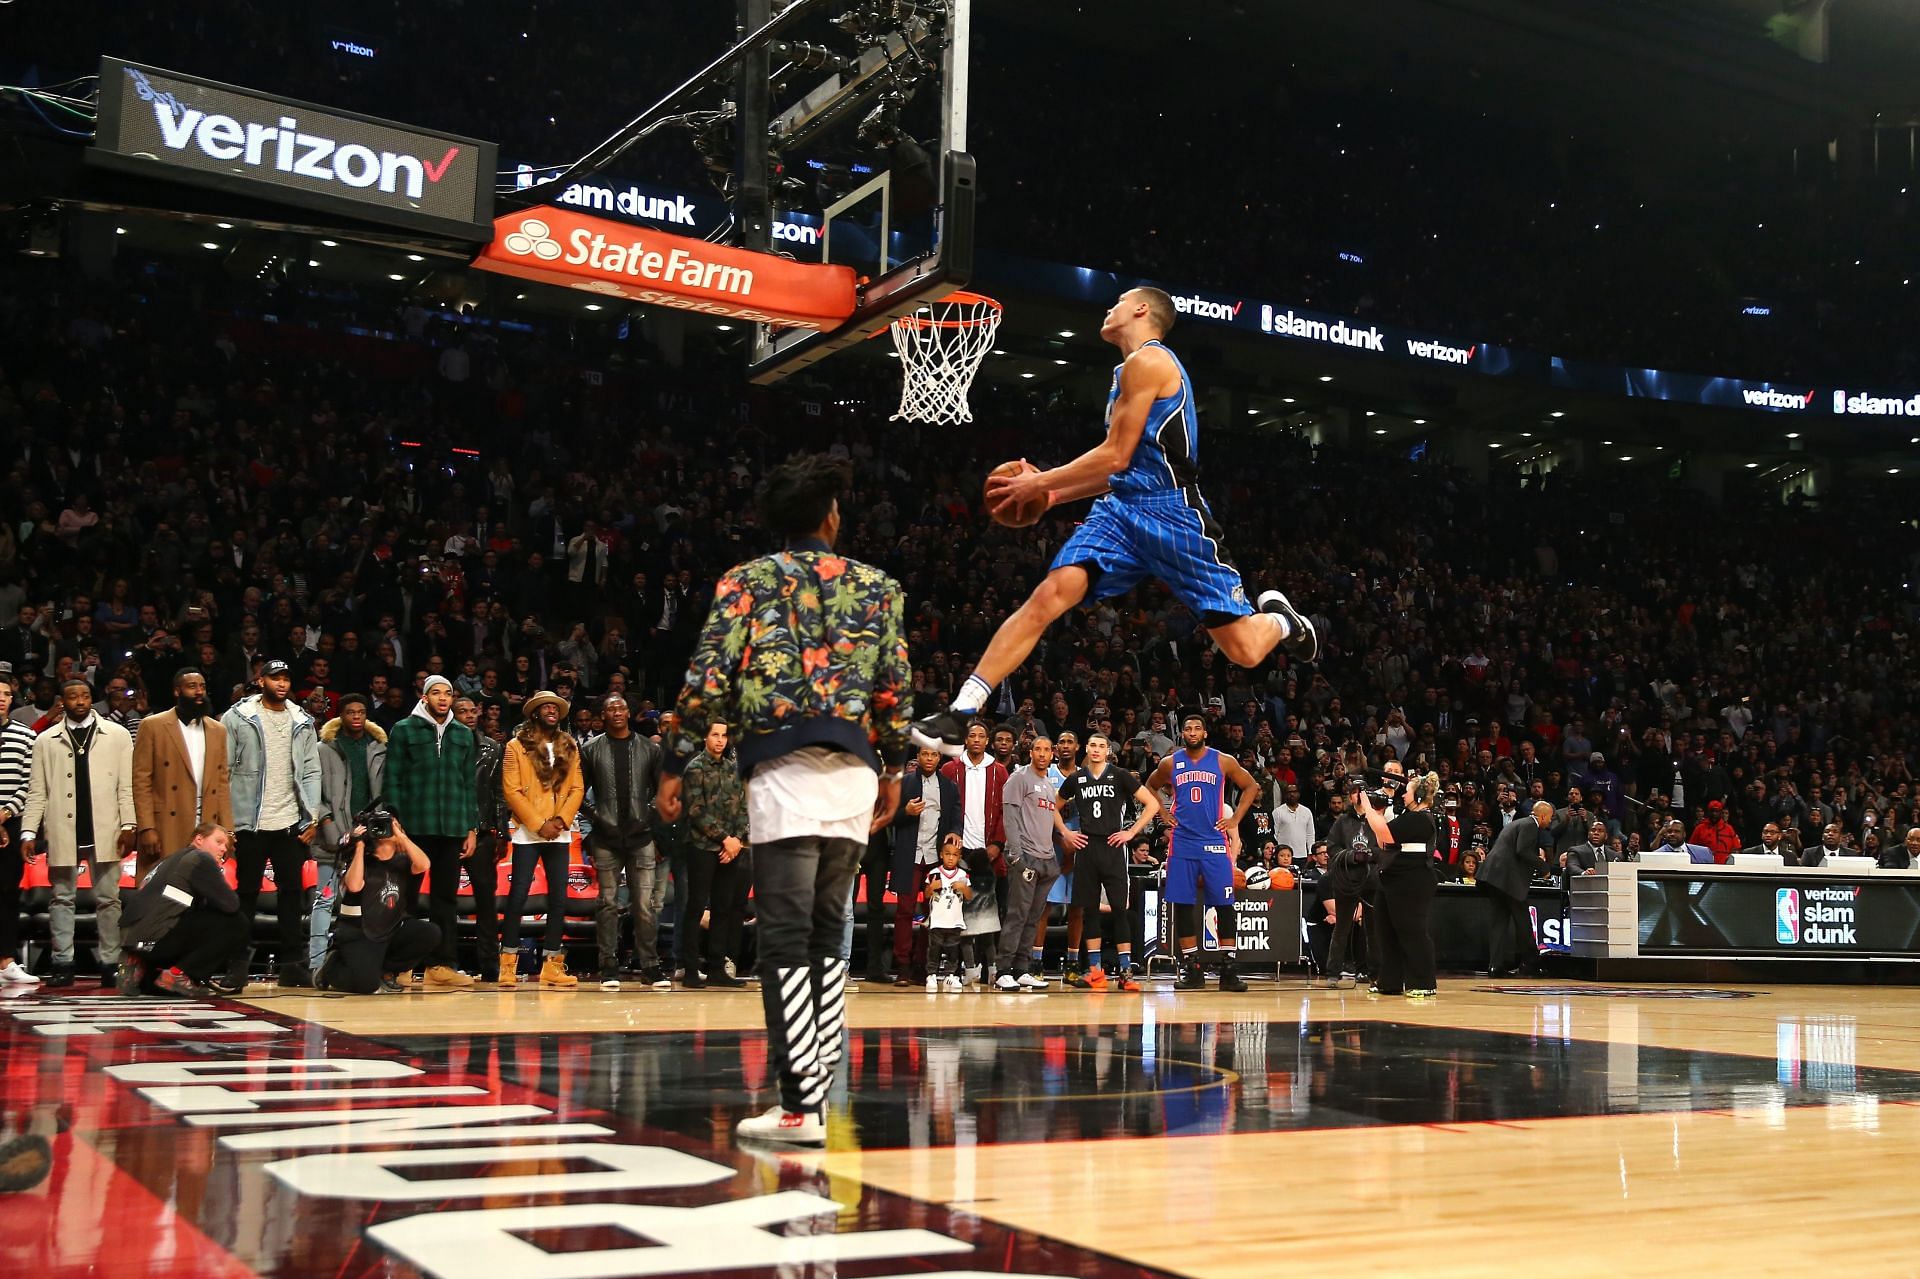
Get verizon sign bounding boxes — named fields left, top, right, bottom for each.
left=1741, top=388, right=1817, bottom=410
left=90, top=57, right=494, bottom=238
left=475, top=207, right=857, bottom=328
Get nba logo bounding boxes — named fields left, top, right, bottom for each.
left=1776, top=888, right=1800, bottom=945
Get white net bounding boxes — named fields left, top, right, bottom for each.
left=889, top=293, right=1002, bottom=425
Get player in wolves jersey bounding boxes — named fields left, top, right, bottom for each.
left=1056, top=734, right=1160, bottom=990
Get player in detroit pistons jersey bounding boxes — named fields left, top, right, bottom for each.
left=911, top=287, right=1319, bottom=755
left=1148, top=714, right=1263, bottom=992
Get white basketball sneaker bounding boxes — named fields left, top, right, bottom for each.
left=735, top=1104, right=825, bottom=1147
left=0, top=961, right=40, bottom=986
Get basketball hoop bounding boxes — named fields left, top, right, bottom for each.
left=889, top=291, right=1002, bottom=425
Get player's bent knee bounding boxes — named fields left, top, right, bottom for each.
left=1028, top=570, right=1088, bottom=619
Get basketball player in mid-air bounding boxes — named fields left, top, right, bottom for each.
left=910, top=287, right=1316, bottom=755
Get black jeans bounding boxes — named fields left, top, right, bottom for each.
left=234, top=827, right=311, bottom=975
left=0, top=818, right=21, bottom=962
left=148, top=909, right=250, bottom=984
left=679, top=847, right=751, bottom=973
left=1374, top=866, right=1438, bottom=993
left=500, top=841, right=569, bottom=955
left=465, top=834, right=501, bottom=968
left=1327, top=889, right=1365, bottom=976
left=414, top=834, right=470, bottom=968
left=859, top=839, right=892, bottom=979
left=1485, top=883, right=1540, bottom=972
left=753, top=835, right=862, bottom=1114
left=322, top=918, right=442, bottom=994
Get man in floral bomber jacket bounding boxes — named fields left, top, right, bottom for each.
left=675, top=454, right=911, bottom=1147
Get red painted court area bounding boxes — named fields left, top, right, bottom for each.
left=0, top=990, right=1165, bottom=1279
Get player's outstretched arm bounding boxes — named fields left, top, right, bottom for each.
left=987, top=346, right=1175, bottom=511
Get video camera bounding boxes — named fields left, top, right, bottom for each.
left=1344, top=769, right=1402, bottom=812
left=354, top=799, right=396, bottom=843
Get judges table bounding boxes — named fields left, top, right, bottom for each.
left=1571, top=858, right=1920, bottom=976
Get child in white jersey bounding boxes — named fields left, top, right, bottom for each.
left=923, top=834, right=972, bottom=992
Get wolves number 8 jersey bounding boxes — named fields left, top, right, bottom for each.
left=1168, top=747, right=1227, bottom=854
left=1059, top=765, right=1142, bottom=843
left=1108, top=340, right=1199, bottom=499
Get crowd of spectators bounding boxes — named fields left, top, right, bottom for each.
left=6, top=1, right=1916, bottom=386
left=5, top=248, right=1920, bottom=904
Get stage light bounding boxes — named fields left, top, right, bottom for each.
left=320, top=239, right=338, bottom=247
left=1318, top=376, right=1333, bottom=383
left=388, top=273, right=405, bottom=281
left=584, top=303, right=602, bottom=310
left=407, top=254, right=425, bottom=262
left=201, top=242, right=220, bottom=250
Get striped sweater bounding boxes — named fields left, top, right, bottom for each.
left=0, top=719, right=32, bottom=821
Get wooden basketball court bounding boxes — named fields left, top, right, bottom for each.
left=5, top=975, right=1918, bottom=1279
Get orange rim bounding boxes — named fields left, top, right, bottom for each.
left=890, top=290, right=1004, bottom=331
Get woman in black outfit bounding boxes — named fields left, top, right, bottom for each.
left=1357, top=771, right=1441, bottom=1000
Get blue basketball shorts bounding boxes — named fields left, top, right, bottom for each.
left=1050, top=491, right=1251, bottom=622
left=1163, top=846, right=1235, bottom=907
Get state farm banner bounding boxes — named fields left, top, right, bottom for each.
left=476, top=206, right=858, bottom=329
left=90, top=56, right=494, bottom=239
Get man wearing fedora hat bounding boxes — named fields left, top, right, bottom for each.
left=501, top=688, right=583, bottom=987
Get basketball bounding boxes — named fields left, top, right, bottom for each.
left=1270, top=868, right=1296, bottom=891
left=986, top=460, right=1047, bottom=527
left=1233, top=865, right=1248, bottom=892
left=1243, top=865, right=1271, bottom=891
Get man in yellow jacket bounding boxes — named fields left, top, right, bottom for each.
left=500, top=690, right=583, bottom=987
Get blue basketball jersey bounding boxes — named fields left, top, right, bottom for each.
left=1107, top=340, right=1198, bottom=499
left=1168, top=747, right=1228, bottom=855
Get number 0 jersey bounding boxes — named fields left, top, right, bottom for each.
left=1167, top=747, right=1228, bottom=857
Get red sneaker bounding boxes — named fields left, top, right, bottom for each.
left=1083, top=966, right=1109, bottom=990
left=1118, top=972, right=1142, bottom=992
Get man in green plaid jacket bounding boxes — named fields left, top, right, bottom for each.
left=383, top=676, right=479, bottom=983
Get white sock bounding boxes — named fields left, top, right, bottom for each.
left=952, top=674, right=992, bottom=714
left=1270, top=612, right=1292, bottom=641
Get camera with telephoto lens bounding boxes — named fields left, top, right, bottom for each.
left=355, top=800, right=396, bottom=842
left=1345, top=769, right=1401, bottom=812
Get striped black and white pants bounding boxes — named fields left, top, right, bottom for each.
left=752, top=835, right=861, bottom=1115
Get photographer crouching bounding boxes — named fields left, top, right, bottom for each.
left=119, top=823, right=248, bottom=997
left=316, top=804, right=456, bottom=994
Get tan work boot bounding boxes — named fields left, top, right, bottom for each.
left=424, top=965, right=475, bottom=991
left=539, top=953, right=579, bottom=989
left=497, top=953, right=518, bottom=988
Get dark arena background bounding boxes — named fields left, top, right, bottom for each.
left=5, top=2, right=1920, bottom=1277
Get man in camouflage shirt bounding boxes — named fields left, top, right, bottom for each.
left=678, top=722, right=750, bottom=988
